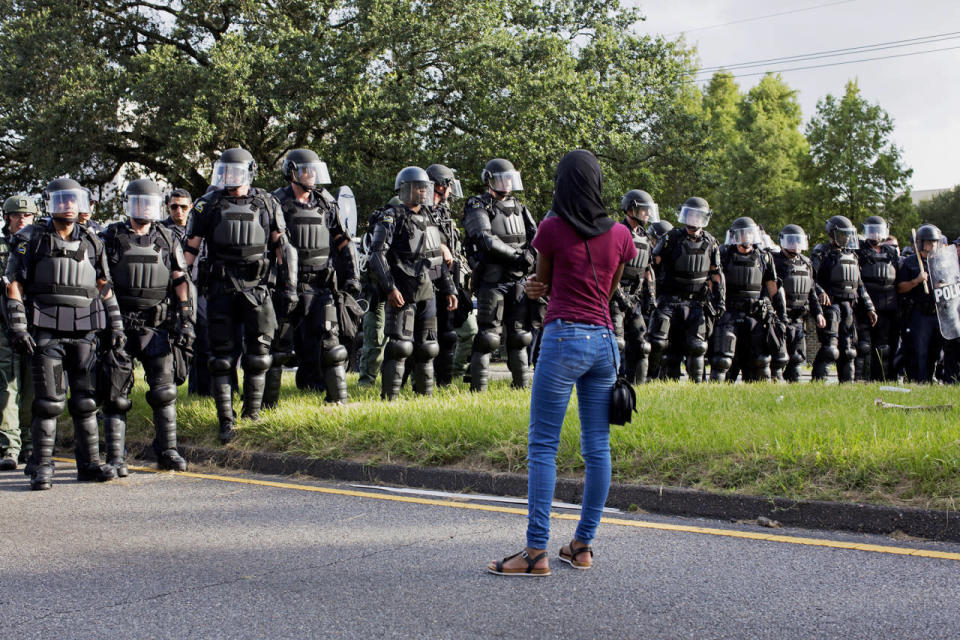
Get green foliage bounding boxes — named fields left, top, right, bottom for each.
left=917, top=185, right=960, bottom=240
left=805, top=80, right=914, bottom=242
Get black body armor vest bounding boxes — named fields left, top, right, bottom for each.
left=106, top=225, right=173, bottom=312
left=663, top=230, right=713, bottom=297
left=621, top=223, right=651, bottom=288
left=775, top=252, right=814, bottom=311
left=28, top=229, right=99, bottom=308
left=723, top=248, right=764, bottom=301
left=857, top=244, right=898, bottom=310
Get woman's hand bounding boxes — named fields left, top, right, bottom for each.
left=525, top=276, right=549, bottom=299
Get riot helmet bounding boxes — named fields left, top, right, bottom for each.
left=426, top=164, right=463, bottom=201
left=43, top=178, right=90, bottom=221
left=211, top=147, right=257, bottom=189
left=281, top=148, right=330, bottom=189
left=726, top=216, right=761, bottom=247
left=778, top=224, right=809, bottom=253
left=621, top=189, right=659, bottom=223
left=124, top=178, right=163, bottom=222
left=649, top=220, right=673, bottom=241
left=394, top=166, right=433, bottom=207
left=677, top=196, right=711, bottom=229
left=825, top=215, right=858, bottom=250
left=862, top=215, right=888, bottom=244
left=481, top=158, right=523, bottom=194
left=917, top=224, right=944, bottom=254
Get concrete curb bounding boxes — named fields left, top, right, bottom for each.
left=144, top=444, right=960, bottom=543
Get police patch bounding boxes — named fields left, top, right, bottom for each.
left=382, top=215, right=394, bottom=224
left=193, top=200, right=205, bottom=213
left=16, top=242, right=26, bottom=255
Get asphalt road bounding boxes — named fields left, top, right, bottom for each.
left=3, top=462, right=957, bottom=640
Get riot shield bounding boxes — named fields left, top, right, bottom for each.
left=336, top=186, right=357, bottom=237
left=927, top=247, right=960, bottom=339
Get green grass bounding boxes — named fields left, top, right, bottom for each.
left=121, top=373, right=960, bottom=509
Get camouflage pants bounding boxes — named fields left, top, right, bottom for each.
left=0, top=330, right=25, bottom=459
left=358, top=299, right=386, bottom=386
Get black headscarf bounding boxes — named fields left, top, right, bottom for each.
left=550, top=149, right=613, bottom=239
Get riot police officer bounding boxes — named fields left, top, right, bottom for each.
left=612, top=190, right=657, bottom=384
left=264, top=148, right=359, bottom=406
left=647, top=197, right=723, bottom=382
left=771, top=224, right=826, bottom=382
left=425, top=164, right=475, bottom=386
left=855, top=215, right=900, bottom=380
left=101, top=179, right=192, bottom=474
left=896, top=224, right=943, bottom=382
left=183, top=148, right=295, bottom=442
left=6, top=178, right=125, bottom=489
left=463, top=158, right=538, bottom=391
left=367, top=167, right=457, bottom=400
left=709, top=217, right=782, bottom=382
left=0, top=195, right=35, bottom=470
left=810, top=215, right=877, bottom=382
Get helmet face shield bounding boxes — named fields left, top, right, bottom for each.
left=728, top=224, right=761, bottom=246
left=832, top=227, right=859, bottom=249
left=863, top=222, right=888, bottom=242
left=448, top=178, right=463, bottom=200
left=487, top=170, right=522, bottom=193
left=779, top=233, right=808, bottom=252
left=398, top=180, right=434, bottom=206
left=46, top=188, right=90, bottom=219
left=291, top=161, right=330, bottom=188
left=628, top=203, right=659, bottom=223
left=677, top=205, right=710, bottom=228
left=125, top=194, right=162, bottom=221
left=211, top=161, right=253, bottom=189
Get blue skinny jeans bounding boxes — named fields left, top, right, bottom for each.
left=526, top=319, right=619, bottom=550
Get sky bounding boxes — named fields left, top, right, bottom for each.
left=629, top=0, right=960, bottom=192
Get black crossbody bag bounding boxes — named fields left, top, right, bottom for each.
left=583, top=239, right=637, bottom=426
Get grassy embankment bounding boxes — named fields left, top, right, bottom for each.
left=121, top=375, right=960, bottom=509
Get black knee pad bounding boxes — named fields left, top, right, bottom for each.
left=438, top=330, right=458, bottom=349
left=506, top=330, right=533, bottom=349
left=710, top=355, right=732, bottom=370
left=68, top=393, right=98, bottom=416
left=386, top=338, right=414, bottom=360
left=242, top=353, right=272, bottom=373
left=474, top=331, right=501, bottom=354
left=843, top=346, right=857, bottom=360
left=104, top=397, right=133, bottom=413
left=686, top=338, right=707, bottom=357
left=857, top=339, right=871, bottom=357
left=823, top=345, right=840, bottom=362
left=322, top=344, right=348, bottom=366
left=753, top=354, right=772, bottom=368
left=640, top=340, right=651, bottom=356
left=33, top=397, right=66, bottom=418
left=146, top=384, right=178, bottom=408
left=789, top=351, right=806, bottom=366
left=415, top=340, right=440, bottom=361
left=209, top=356, right=235, bottom=375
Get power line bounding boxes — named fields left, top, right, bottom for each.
left=697, top=31, right=960, bottom=74
left=666, top=0, right=856, bottom=37
left=691, top=43, right=960, bottom=82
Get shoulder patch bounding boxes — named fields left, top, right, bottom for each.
left=381, top=215, right=394, bottom=225
left=16, top=242, right=26, bottom=255
left=193, top=200, right=205, bottom=213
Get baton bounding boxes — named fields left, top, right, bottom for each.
left=912, top=228, right=930, bottom=294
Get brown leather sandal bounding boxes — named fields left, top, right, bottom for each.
left=487, top=550, right=551, bottom=577
left=559, top=540, right=593, bottom=570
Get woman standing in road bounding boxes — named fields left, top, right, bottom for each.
left=487, top=149, right=637, bottom=576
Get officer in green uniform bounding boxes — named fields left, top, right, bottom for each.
left=0, top=196, right=35, bottom=470
left=357, top=196, right=401, bottom=387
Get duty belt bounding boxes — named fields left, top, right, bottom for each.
left=120, top=306, right=167, bottom=330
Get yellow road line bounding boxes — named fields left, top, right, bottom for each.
left=52, top=457, right=960, bottom=562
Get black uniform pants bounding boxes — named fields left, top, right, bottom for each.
left=854, top=308, right=898, bottom=381
left=813, top=301, right=857, bottom=382
left=646, top=296, right=707, bottom=382
left=470, top=282, right=533, bottom=391
left=381, top=297, right=438, bottom=400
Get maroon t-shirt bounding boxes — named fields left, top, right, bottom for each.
left=532, top=216, right=637, bottom=328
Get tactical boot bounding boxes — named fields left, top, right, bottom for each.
left=77, top=462, right=117, bottom=482
left=211, top=372, right=237, bottom=436
left=0, top=455, right=17, bottom=471
left=30, top=463, right=53, bottom=491
left=157, top=449, right=188, bottom=471
left=507, top=348, right=530, bottom=390
left=219, top=418, right=236, bottom=444
left=323, top=364, right=348, bottom=405
left=102, top=413, right=128, bottom=478
left=469, top=352, right=491, bottom=392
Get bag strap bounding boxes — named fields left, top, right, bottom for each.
left=583, top=239, right=619, bottom=367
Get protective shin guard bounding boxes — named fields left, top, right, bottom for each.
left=412, top=360, right=435, bottom=396
left=29, top=418, right=56, bottom=490
left=74, top=413, right=116, bottom=482
left=434, top=345, right=456, bottom=387
left=323, top=364, right=348, bottom=404
left=686, top=355, right=704, bottom=383
left=103, top=413, right=128, bottom=477
left=261, top=366, right=283, bottom=409
left=506, top=348, right=530, bottom=389
left=154, top=401, right=187, bottom=472
left=469, top=352, right=492, bottom=392
left=241, top=355, right=272, bottom=420
left=380, top=358, right=405, bottom=401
